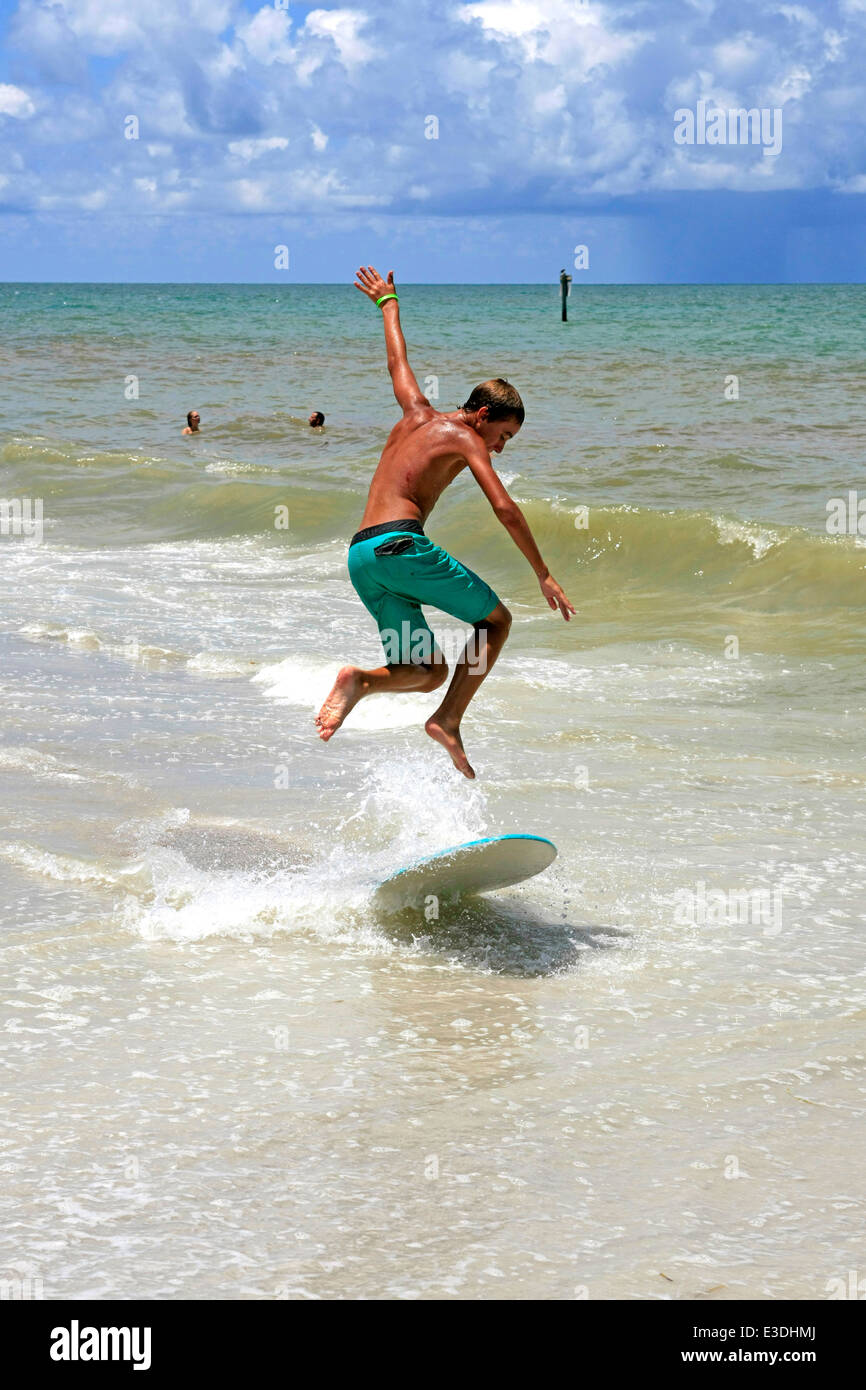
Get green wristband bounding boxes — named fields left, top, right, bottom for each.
left=376, top=293, right=399, bottom=307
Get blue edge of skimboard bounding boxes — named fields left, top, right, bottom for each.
left=384, top=833, right=557, bottom=883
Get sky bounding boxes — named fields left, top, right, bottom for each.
left=0, top=0, right=864, bottom=282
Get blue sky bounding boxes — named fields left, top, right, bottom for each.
left=0, top=0, right=864, bottom=281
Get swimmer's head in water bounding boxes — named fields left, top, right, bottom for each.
left=309, top=411, right=325, bottom=427
left=461, top=379, right=523, bottom=455
left=187, top=410, right=200, bottom=429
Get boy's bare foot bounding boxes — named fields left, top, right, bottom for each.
left=425, top=714, right=475, bottom=778
left=316, top=666, right=367, bottom=741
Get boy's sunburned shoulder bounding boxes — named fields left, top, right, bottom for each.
left=394, top=407, right=478, bottom=455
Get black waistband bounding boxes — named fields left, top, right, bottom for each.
left=350, top=518, right=426, bottom=548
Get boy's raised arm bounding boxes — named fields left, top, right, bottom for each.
left=354, top=265, right=429, bottom=414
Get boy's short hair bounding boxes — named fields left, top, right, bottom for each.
left=462, top=378, right=524, bottom=424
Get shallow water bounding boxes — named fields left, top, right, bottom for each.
left=1, top=283, right=864, bottom=1299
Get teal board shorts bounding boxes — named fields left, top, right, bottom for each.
left=347, top=519, right=501, bottom=665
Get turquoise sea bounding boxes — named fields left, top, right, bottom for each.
left=1, top=283, right=864, bottom=1299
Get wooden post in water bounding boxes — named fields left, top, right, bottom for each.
left=560, top=268, right=572, bottom=321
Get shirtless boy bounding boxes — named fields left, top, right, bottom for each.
left=315, top=265, right=574, bottom=779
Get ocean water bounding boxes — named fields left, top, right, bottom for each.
left=1, top=283, right=864, bottom=1301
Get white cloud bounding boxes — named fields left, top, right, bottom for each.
left=713, top=37, right=762, bottom=75
left=766, top=65, right=813, bottom=104
left=0, top=85, right=36, bottom=119
left=206, top=43, right=243, bottom=80
left=111, top=81, right=196, bottom=139
left=458, top=1, right=547, bottom=38
left=237, top=7, right=295, bottom=66
left=61, top=0, right=144, bottom=51
left=38, top=185, right=109, bottom=209
left=304, top=9, right=374, bottom=67
left=775, top=4, right=819, bottom=27
left=52, top=0, right=234, bottom=51
left=823, top=29, right=845, bottom=63
left=535, top=84, right=567, bottom=114
left=3, top=0, right=866, bottom=225
left=227, top=136, right=290, bottom=162
left=233, top=177, right=269, bottom=208
left=439, top=51, right=495, bottom=111
left=305, top=169, right=389, bottom=207
left=459, top=0, right=647, bottom=75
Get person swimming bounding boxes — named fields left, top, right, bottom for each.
left=182, top=410, right=200, bottom=435
left=315, top=265, right=574, bottom=779
left=308, top=411, right=325, bottom=428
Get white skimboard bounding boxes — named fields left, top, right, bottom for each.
left=373, top=834, right=557, bottom=913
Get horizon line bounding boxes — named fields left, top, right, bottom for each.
left=0, top=279, right=862, bottom=288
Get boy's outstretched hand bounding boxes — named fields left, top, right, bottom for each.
left=354, top=265, right=396, bottom=304
left=540, top=573, right=575, bottom=620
